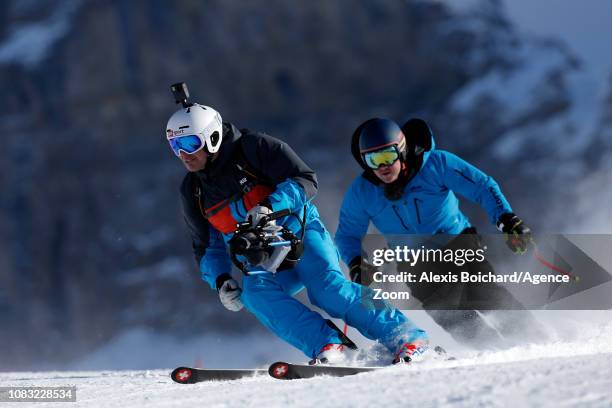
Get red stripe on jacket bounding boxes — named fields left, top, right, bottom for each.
left=206, top=185, right=275, bottom=234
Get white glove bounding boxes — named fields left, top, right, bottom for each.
left=218, top=278, right=243, bottom=312
left=247, top=205, right=273, bottom=227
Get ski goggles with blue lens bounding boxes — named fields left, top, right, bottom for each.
left=362, top=146, right=400, bottom=169
left=168, top=134, right=204, bottom=156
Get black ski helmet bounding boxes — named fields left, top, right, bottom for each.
left=357, top=118, right=407, bottom=163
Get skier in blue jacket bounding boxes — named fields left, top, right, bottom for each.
left=166, top=89, right=428, bottom=364
left=336, top=118, right=533, bottom=345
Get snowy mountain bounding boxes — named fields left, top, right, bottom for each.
left=443, top=0, right=612, bottom=232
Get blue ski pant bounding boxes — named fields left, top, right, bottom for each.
left=240, top=221, right=426, bottom=358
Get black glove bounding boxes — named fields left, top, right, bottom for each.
left=348, top=257, right=377, bottom=286
left=497, top=213, right=532, bottom=254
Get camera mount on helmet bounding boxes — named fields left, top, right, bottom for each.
left=170, top=82, right=194, bottom=108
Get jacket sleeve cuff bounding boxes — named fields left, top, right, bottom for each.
left=200, top=253, right=232, bottom=289
left=496, top=212, right=517, bottom=232
left=349, top=256, right=362, bottom=270
left=215, top=273, right=233, bottom=291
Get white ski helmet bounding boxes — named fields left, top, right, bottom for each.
left=165, top=104, right=223, bottom=154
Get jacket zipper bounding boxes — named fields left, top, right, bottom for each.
left=392, top=205, right=411, bottom=232
left=234, top=200, right=246, bottom=219
left=413, top=198, right=422, bottom=224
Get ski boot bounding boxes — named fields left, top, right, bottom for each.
left=309, top=320, right=359, bottom=365
left=309, top=343, right=347, bottom=365
left=393, top=337, right=430, bottom=364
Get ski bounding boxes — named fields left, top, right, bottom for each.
left=268, top=346, right=452, bottom=380
left=170, top=366, right=267, bottom=384
left=268, top=361, right=379, bottom=380
left=172, top=347, right=452, bottom=383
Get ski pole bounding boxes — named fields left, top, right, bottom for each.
left=531, top=240, right=579, bottom=281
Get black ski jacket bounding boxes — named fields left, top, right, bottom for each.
left=179, top=123, right=317, bottom=279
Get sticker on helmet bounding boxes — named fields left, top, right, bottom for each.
left=166, top=128, right=185, bottom=138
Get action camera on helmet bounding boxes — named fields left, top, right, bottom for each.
left=170, top=82, right=193, bottom=108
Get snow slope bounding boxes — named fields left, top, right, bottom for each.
left=2, top=347, right=611, bottom=407
left=3, top=321, right=612, bottom=408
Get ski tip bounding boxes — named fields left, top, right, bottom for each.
left=268, top=361, right=291, bottom=380
left=171, top=366, right=195, bottom=384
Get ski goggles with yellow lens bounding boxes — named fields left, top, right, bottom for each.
left=168, top=135, right=204, bottom=156
left=362, top=146, right=400, bottom=169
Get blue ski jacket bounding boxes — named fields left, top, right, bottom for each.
left=335, top=128, right=512, bottom=266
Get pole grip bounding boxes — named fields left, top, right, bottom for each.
left=264, top=209, right=291, bottom=223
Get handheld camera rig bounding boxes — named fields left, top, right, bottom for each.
left=228, top=208, right=306, bottom=275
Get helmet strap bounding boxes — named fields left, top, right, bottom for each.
left=196, top=146, right=215, bottom=172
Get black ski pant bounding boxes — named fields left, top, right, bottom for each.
left=399, top=228, right=544, bottom=347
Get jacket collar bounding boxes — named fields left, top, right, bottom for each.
left=196, top=122, right=242, bottom=180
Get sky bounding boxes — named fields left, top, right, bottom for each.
left=503, top=0, right=612, bottom=73
left=444, top=0, right=612, bottom=74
